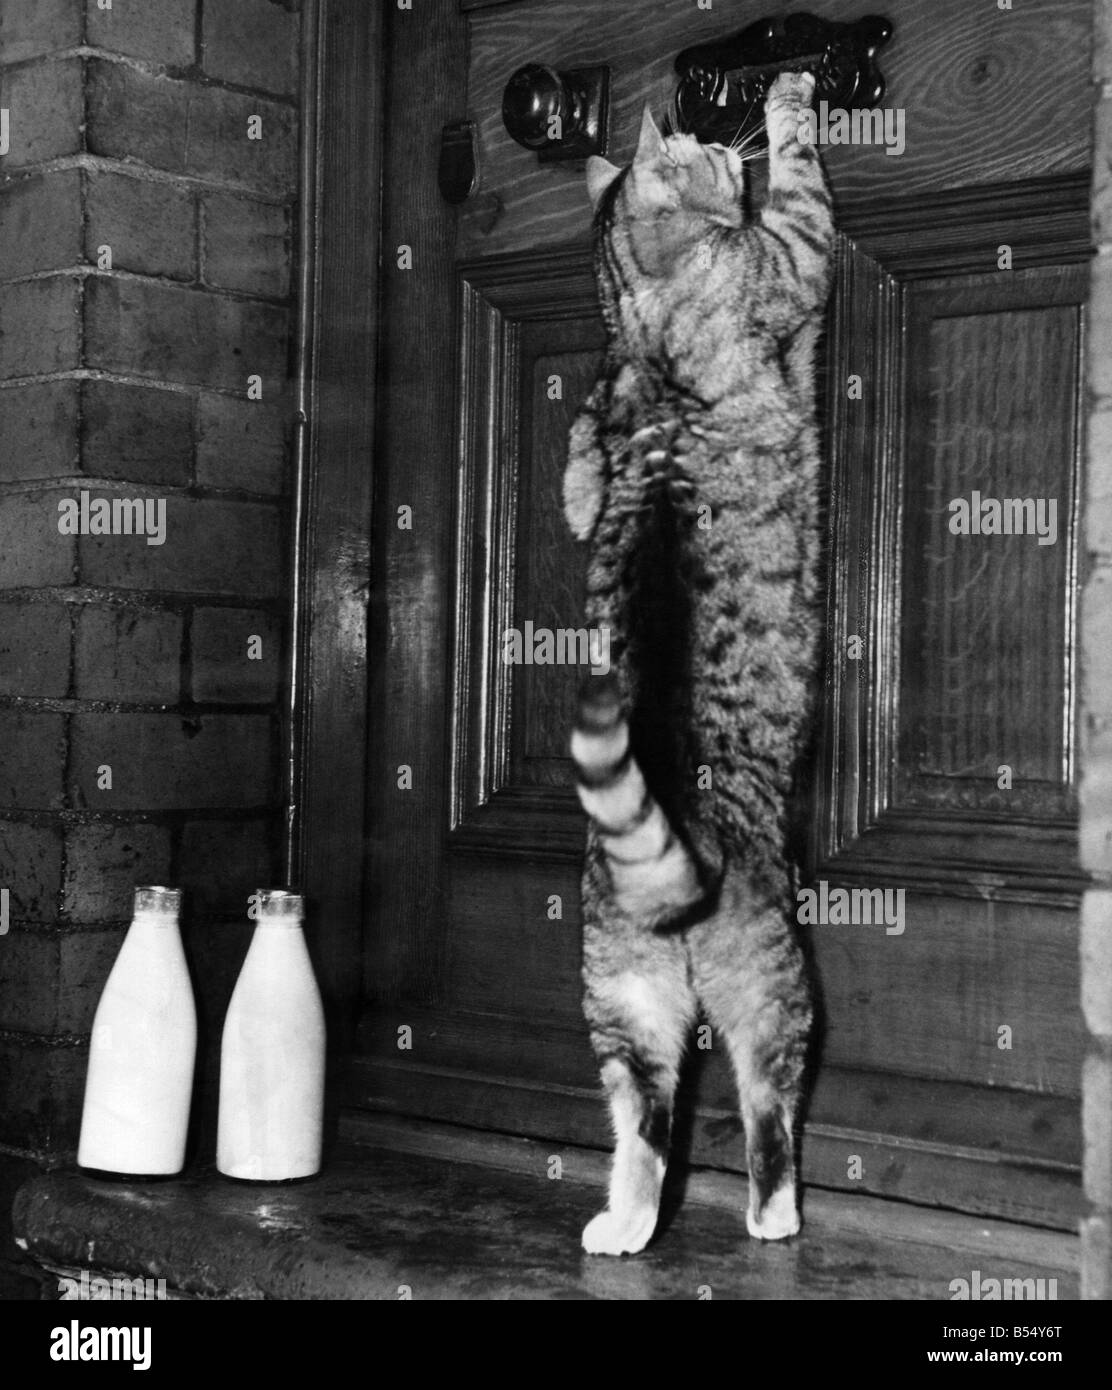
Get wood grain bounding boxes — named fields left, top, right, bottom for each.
left=439, top=857, right=1082, bottom=1095
left=900, top=291, right=1078, bottom=802
left=343, top=1112, right=1081, bottom=1273
left=812, top=188, right=1089, bottom=901
left=354, top=1004, right=1082, bottom=1156
left=451, top=252, right=603, bottom=852
left=347, top=1050, right=1082, bottom=1230
left=514, top=336, right=599, bottom=782
left=296, top=0, right=382, bottom=1046
left=459, top=0, right=1092, bottom=257
left=364, top=0, right=469, bottom=1002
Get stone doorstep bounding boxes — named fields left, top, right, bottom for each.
left=33, top=1263, right=199, bottom=1303
left=12, top=1115, right=1081, bottom=1301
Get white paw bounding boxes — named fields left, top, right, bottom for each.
left=582, top=1207, right=658, bottom=1256
left=746, top=1183, right=800, bottom=1241
left=563, top=432, right=606, bottom=541
left=766, top=71, right=815, bottom=111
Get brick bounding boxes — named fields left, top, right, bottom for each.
left=190, top=606, right=280, bottom=703
left=1089, top=404, right=1112, bottom=484
left=0, top=819, right=63, bottom=918
left=1092, top=254, right=1112, bottom=398
left=0, top=1044, right=45, bottom=1146
left=86, top=0, right=196, bottom=68
left=62, top=822, right=172, bottom=922
left=58, top=928, right=128, bottom=1033
left=1082, top=890, right=1112, bottom=1039
left=68, top=712, right=273, bottom=809
left=0, top=1041, right=85, bottom=1149
left=0, top=169, right=81, bottom=279
left=1081, top=744, right=1112, bottom=873
left=0, top=381, right=79, bottom=482
left=75, top=603, right=182, bottom=703
left=0, top=710, right=66, bottom=809
left=0, top=600, right=71, bottom=697
left=84, top=276, right=289, bottom=390
left=80, top=380, right=193, bottom=487
left=1093, top=96, right=1112, bottom=246
left=0, top=0, right=82, bottom=64
left=0, top=491, right=77, bottom=587
left=1084, top=1050, right=1112, bottom=1208
left=202, top=0, right=299, bottom=97
left=179, top=818, right=275, bottom=915
left=1088, top=405, right=1112, bottom=498
left=202, top=192, right=289, bottom=298
left=0, top=277, right=81, bottom=380
left=0, top=58, right=83, bottom=170
left=1083, top=568, right=1112, bottom=704
left=1098, top=0, right=1112, bottom=82
left=1081, top=569, right=1112, bottom=872
left=85, top=169, right=196, bottom=282
left=195, top=392, right=288, bottom=493
left=0, top=934, right=59, bottom=1032
left=86, top=60, right=298, bottom=197
left=1089, top=404, right=1112, bottom=563
left=77, top=496, right=281, bottom=597
left=1082, top=1211, right=1112, bottom=1301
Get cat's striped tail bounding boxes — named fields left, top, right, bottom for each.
left=572, top=676, right=704, bottom=924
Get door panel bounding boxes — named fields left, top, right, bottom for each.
left=352, top=0, right=1091, bottom=1228
left=900, top=287, right=1077, bottom=806
left=451, top=253, right=603, bottom=856
left=814, top=190, right=1088, bottom=902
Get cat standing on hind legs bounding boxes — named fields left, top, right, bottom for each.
left=563, top=72, right=832, bottom=1256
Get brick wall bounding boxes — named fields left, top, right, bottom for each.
left=0, top=0, right=300, bottom=1297
left=1083, top=0, right=1112, bottom=1304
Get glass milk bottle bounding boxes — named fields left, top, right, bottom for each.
left=217, top=889, right=326, bottom=1180
left=77, top=886, right=196, bottom=1176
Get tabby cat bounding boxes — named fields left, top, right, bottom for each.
left=563, top=72, right=832, bottom=1255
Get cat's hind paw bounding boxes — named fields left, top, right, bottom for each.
left=746, top=1183, right=801, bottom=1241
left=582, top=1206, right=658, bottom=1256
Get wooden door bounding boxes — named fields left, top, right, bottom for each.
left=332, top=0, right=1092, bottom=1229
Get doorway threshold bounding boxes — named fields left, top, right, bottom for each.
left=12, top=1113, right=1078, bottom=1300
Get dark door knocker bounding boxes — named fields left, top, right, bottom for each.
left=674, top=12, right=894, bottom=148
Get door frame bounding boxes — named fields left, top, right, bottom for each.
left=287, top=0, right=386, bottom=1051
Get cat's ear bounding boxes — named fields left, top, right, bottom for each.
left=634, top=105, right=667, bottom=164
left=585, top=156, right=622, bottom=210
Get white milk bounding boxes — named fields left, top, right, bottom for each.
left=217, top=890, right=326, bottom=1180
left=77, top=886, right=196, bottom=1175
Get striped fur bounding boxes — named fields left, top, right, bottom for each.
left=571, top=675, right=704, bottom=928
left=566, top=74, right=831, bottom=1255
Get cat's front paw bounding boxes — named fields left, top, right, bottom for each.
left=765, top=70, right=815, bottom=113
left=582, top=1206, right=658, bottom=1256
left=746, top=1183, right=801, bottom=1241
left=564, top=415, right=607, bottom=541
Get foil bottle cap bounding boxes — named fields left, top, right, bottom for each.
left=133, top=885, right=181, bottom=915
left=254, top=888, right=304, bottom=920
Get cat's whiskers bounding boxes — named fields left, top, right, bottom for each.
left=728, top=125, right=767, bottom=162
left=725, top=94, right=773, bottom=161
left=663, top=89, right=683, bottom=139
